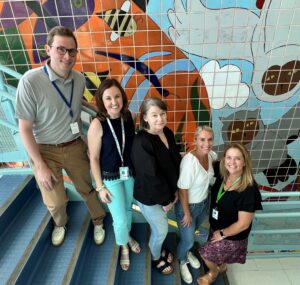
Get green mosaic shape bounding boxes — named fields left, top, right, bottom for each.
left=190, top=78, right=211, bottom=126
left=175, top=113, right=186, bottom=152
left=0, top=27, right=30, bottom=87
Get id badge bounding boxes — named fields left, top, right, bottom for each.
left=70, top=122, right=80, bottom=134
left=212, top=208, right=219, bottom=220
left=119, top=166, right=129, bottom=180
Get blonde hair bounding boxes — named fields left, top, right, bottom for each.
left=220, top=143, right=255, bottom=192
left=194, top=125, right=214, bottom=140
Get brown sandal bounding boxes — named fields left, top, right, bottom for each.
left=217, top=264, right=227, bottom=273
left=197, top=271, right=218, bottom=285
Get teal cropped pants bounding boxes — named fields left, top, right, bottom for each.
left=104, top=176, right=134, bottom=245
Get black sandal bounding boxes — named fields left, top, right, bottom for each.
left=161, top=248, right=174, bottom=263
left=152, top=256, right=174, bottom=275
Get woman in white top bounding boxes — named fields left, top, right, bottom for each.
left=175, top=126, right=216, bottom=284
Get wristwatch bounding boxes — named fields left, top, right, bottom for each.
left=220, top=229, right=226, bottom=238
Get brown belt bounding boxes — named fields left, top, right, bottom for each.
left=40, top=137, right=81, bottom=147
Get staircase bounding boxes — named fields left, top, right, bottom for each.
left=0, top=175, right=227, bottom=285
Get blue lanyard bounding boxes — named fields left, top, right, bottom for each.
left=107, top=117, right=125, bottom=166
left=43, top=65, right=74, bottom=117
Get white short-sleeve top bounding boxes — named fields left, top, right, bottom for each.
left=177, top=151, right=217, bottom=204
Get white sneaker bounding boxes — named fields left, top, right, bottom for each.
left=52, top=226, right=66, bottom=246
left=187, top=251, right=200, bottom=269
left=94, top=224, right=105, bottom=245
left=180, top=263, right=193, bottom=284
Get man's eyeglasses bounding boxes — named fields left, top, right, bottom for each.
left=51, top=46, right=78, bottom=57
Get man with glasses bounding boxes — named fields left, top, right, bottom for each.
left=16, top=26, right=106, bottom=246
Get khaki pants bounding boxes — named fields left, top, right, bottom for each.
left=32, top=139, right=106, bottom=227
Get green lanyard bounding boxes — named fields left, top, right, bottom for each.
left=216, top=176, right=241, bottom=204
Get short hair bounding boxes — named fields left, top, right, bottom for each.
left=194, top=125, right=214, bottom=140
left=95, top=78, right=129, bottom=121
left=139, top=97, right=167, bottom=130
left=220, top=142, right=255, bottom=192
left=47, top=26, right=78, bottom=48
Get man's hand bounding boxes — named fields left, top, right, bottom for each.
left=36, top=163, right=58, bottom=191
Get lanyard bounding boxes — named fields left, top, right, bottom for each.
left=107, top=117, right=125, bottom=166
left=43, top=66, right=74, bottom=117
left=216, top=176, right=241, bottom=204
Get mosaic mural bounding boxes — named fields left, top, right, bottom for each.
left=0, top=0, right=299, bottom=192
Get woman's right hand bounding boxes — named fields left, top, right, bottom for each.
left=181, top=212, right=192, bottom=227
left=98, top=188, right=113, bottom=204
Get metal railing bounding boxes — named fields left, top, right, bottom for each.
left=248, top=191, right=300, bottom=257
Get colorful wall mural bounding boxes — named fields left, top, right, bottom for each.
left=0, top=0, right=299, bottom=193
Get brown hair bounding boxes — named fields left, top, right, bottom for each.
left=220, top=143, right=255, bottom=192
left=139, top=97, right=167, bottom=130
left=47, top=26, right=78, bottom=48
left=95, top=78, right=129, bottom=121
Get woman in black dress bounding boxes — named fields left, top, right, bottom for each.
left=198, top=143, right=262, bottom=285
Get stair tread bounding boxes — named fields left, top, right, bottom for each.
left=0, top=174, right=31, bottom=210
left=151, top=232, right=181, bottom=285
left=114, top=223, right=149, bottom=285
left=70, top=213, right=118, bottom=285
left=0, top=192, right=47, bottom=284
left=17, top=202, right=89, bottom=285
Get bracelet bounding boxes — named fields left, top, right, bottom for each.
left=96, top=184, right=106, bottom=192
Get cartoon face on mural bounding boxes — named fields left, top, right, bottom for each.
left=219, top=104, right=299, bottom=187
left=261, top=61, right=300, bottom=96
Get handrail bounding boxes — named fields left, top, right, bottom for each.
left=0, top=118, right=18, bottom=132
left=81, top=105, right=97, bottom=117
left=0, top=64, right=22, bottom=80
left=255, top=211, right=300, bottom=218
left=261, top=192, right=300, bottom=198
left=0, top=90, right=16, bottom=102
left=251, top=229, right=300, bottom=234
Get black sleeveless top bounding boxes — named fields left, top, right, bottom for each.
left=99, top=113, right=135, bottom=180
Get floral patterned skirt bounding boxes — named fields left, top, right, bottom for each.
left=200, top=236, right=248, bottom=265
